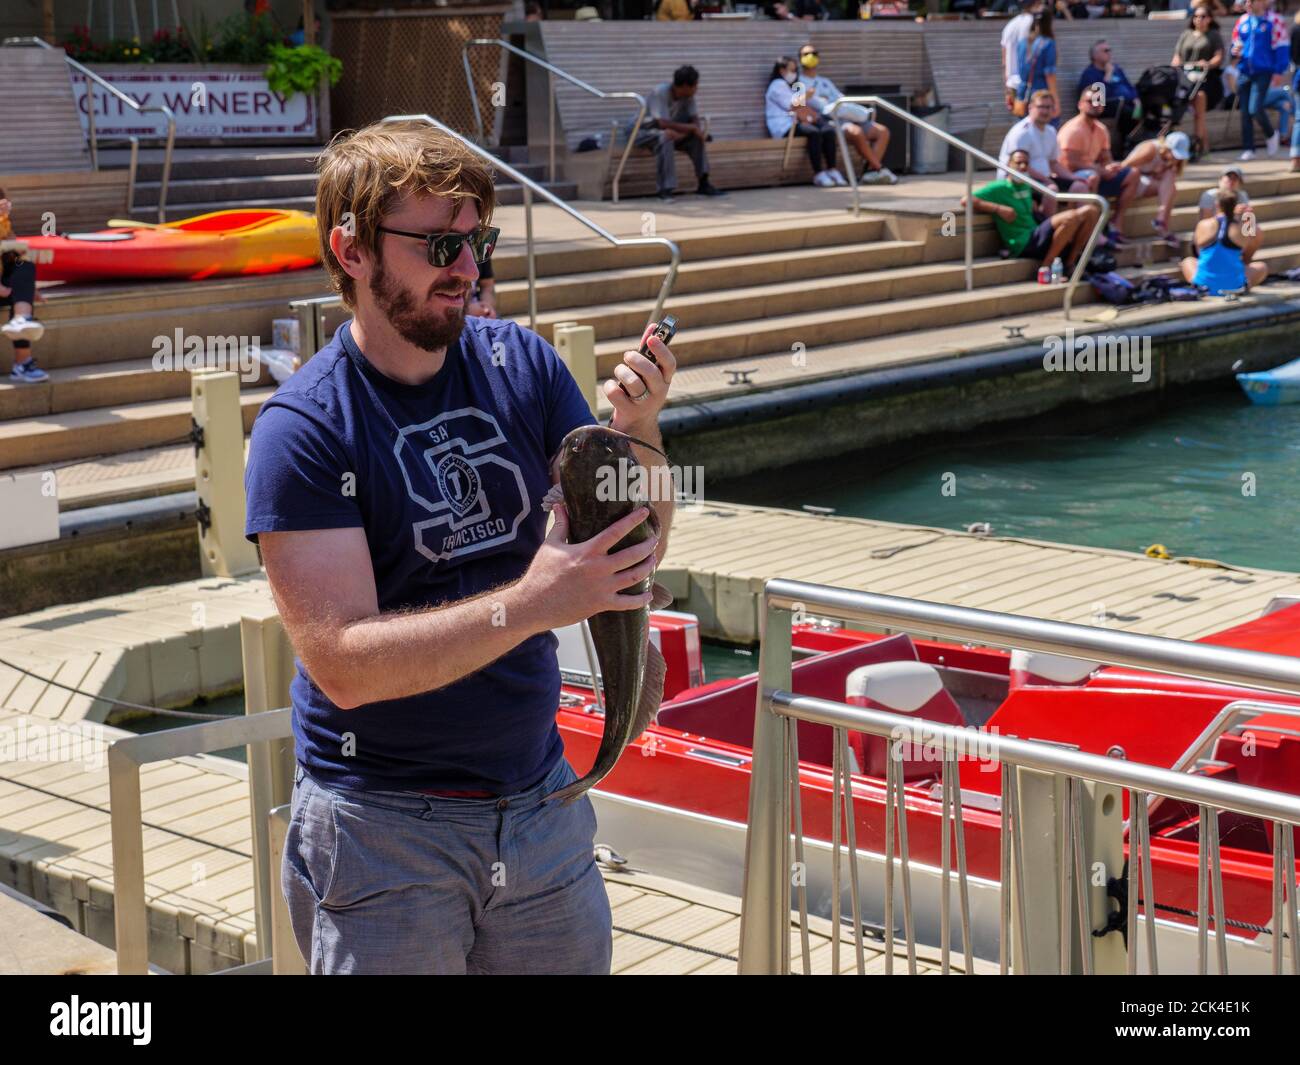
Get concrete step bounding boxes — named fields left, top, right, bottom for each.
left=0, top=357, right=272, bottom=421
left=1125, top=190, right=1300, bottom=236
left=495, top=181, right=580, bottom=205
left=30, top=270, right=330, bottom=371
left=133, top=174, right=319, bottom=208
left=129, top=149, right=320, bottom=182
left=538, top=254, right=1040, bottom=349
left=494, top=237, right=930, bottom=318
left=0, top=387, right=273, bottom=470
left=590, top=274, right=1081, bottom=374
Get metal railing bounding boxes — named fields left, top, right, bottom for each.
left=827, top=96, right=1108, bottom=321
left=3, top=36, right=174, bottom=223
left=463, top=38, right=647, bottom=205
left=107, top=708, right=294, bottom=974
left=381, top=114, right=679, bottom=332
left=739, top=579, right=1300, bottom=976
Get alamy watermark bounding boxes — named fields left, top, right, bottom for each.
left=595, top=457, right=704, bottom=505
left=1042, top=328, right=1151, bottom=384
left=151, top=328, right=262, bottom=383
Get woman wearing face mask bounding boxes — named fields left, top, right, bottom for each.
left=765, top=55, right=844, bottom=186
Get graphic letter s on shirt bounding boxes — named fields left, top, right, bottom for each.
left=391, top=407, right=529, bottom=564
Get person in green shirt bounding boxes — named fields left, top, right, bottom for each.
left=961, top=149, right=1100, bottom=272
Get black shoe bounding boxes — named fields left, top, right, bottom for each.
left=656, top=189, right=675, bottom=202
left=697, top=180, right=726, bottom=197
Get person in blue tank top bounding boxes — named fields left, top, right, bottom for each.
left=244, top=119, right=679, bottom=974
left=1180, top=190, right=1268, bottom=294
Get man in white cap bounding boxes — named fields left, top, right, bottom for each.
left=1119, top=130, right=1192, bottom=241
left=1198, top=165, right=1250, bottom=220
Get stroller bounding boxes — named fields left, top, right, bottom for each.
left=1131, top=64, right=1210, bottom=158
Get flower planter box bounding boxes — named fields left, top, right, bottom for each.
left=75, top=63, right=329, bottom=145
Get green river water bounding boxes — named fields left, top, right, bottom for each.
left=710, top=386, right=1299, bottom=574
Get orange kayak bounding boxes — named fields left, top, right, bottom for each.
left=22, top=208, right=321, bottom=283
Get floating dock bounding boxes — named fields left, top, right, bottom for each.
left=1, top=501, right=1296, bottom=971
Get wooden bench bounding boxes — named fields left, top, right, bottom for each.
left=0, top=45, right=130, bottom=232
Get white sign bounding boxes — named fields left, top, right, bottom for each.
left=73, top=68, right=317, bottom=140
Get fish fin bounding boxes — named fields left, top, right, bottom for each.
left=650, top=581, right=674, bottom=610
left=540, top=483, right=566, bottom=513
left=633, top=639, right=668, bottom=738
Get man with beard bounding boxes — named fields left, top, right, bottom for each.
left=243, top=120, right=677, bottom=974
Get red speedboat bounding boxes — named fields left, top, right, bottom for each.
left=554, top=601, right=1300, bottom=972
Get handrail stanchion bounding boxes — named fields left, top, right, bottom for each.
left=383, top=113, right=678, bottom=332
left=5, top=37, right=175, bottom=222
left=829, top=96, right=1107, bottom=320
left=964, top=154, right=973, bottom=292
left=523, top=183, right=538, bottom=331
left=462, top=39, right=647, bottom=206
left=548, top=70, right=557, bottom=186
left=737, top=598, right=793, bottom=974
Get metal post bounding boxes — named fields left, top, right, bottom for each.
left=964, top=154, right=973, bottom=293
left=86, top=72, right=98, bottom=171
left=108, top=745, right=148, bottom=974
left=523, top=185, right=538, bottom=331
left=737, top=601, right=793, bottom=974
left=548, top=71, right=556, bottom=186
left=157, top=110, right=175, bottom=223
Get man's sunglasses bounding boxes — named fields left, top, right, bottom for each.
left=375, top=225, right=500, bottom=267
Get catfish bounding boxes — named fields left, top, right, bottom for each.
left=541, top=425, right=673, bottom=804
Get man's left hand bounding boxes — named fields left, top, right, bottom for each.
left=607, top=321, right=676, bottom=434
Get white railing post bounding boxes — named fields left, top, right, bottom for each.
left=553, top=322, right=599, bottom=415
left=738, top=598, right=794, bottom=974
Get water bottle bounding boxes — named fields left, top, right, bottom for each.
left=1050, top=257, right=1064, bottom=284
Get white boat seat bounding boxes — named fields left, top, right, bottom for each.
left=846, top=660, right=945, bottom=713
left=1009, top=649, right=1097, bottom=686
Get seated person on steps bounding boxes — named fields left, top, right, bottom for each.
left=1197, top=165, right=1249, bottom=220
left=628, top=66, right=726, bottom=202
left=961, top=148, right=1100, bottom=275
left=1118, top=130, right=1191, bottom=242
left=998, top=90, right=1097, bottom=216
left=1181, top=190, right=1267, bottom=294
left=1058, top=86, right=1140, bottom=243
left=0, top=189, right=47, bottom=384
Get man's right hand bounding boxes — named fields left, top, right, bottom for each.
left=1000, top=204, right=1018, bottom=223
left=518, top=504, right=659, bottom=629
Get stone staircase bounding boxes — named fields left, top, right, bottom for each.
left=7, top=166, right=1300, bottom=509
left=110, top=146, right=578, bottom=222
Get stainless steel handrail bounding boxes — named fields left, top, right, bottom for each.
left=463, top=38, right=647, bottom=205
left=827, top=96, right=1108, bottom=321
left=740, top=579, right=1300, bottom=976
left=384, top=114, right=680, bottom=332
left=3, top=36, right=175, bottom=223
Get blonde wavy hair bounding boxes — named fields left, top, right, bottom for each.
left=315, top=120, right=497, bottom=307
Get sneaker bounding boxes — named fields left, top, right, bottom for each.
left=812, top=171, right=836, bottom=188
left=1239, top=150, right=1256, bottom=161
left=827, top=168, right=848, bottom=187
left=879, top=166, right=899, bottom=185
left=9, top=358, right=49, bottom=383
left=860, top=168, right=888, bottom=185
left=1, top=315, right=45, bottom=343
left=1267, top=131, right=1281, bottom=157
left=696, top=180, right=726, bottom=197
left=656, top=188, right=675, bottom=202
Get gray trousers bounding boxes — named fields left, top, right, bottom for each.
left=634, top=128, right=709, bottom=193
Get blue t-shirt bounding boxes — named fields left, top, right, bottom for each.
left=1015, top=37, right=1056, bottom=100
left=243, top=317, right=597, bottom=793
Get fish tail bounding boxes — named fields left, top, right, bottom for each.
left=543, top=776, right=594, bottom=806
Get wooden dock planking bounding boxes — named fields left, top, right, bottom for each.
left=662, top=502, right=1300, bottom=642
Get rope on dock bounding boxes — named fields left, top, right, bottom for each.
left=0, top=656, right=236, bottom=720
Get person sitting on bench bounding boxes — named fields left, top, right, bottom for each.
left=766, top=56, right=843, bottom=187
left=1181, top=190, right=1267, bottom=294
left=798, top=42, right=897, bottom=185
left=629, top=65, right=726, bottom=202
left=961, top=148, right=1100, bottom=274
left=998, top=90, right=1097, bottom=216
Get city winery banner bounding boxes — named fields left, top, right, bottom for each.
left=74, top=68, right=318, bottom=140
